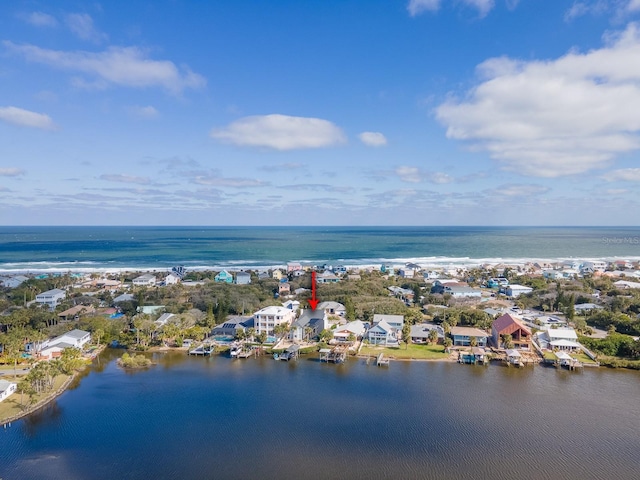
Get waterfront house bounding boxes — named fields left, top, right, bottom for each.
left=132, top=273, right=157, bottom=286
left=582, top=261, right=607, bottom=273
left=536, top=327, right=581, bottom=351
left=272, top=269, right=284, bottom=280
left=333, top=320, right=367, bottom=342
left=450, top=326, right=489, bottom=347
left=372, top=314, right=404, bottom=331
left=235, top=271, right=252, bottom=285
left=367, top=320, right=399, bottom=345
left=253, top=306, right=296, bottom=336
left=214, top=270, right=233, bottom=284
left=410, top=323, right=444, bottom=344
left=49, top=329, right=92, bottom=349
left=317, top=301, right=346, bottom=317
left=0, top=380, right=17, bottom=402
left=290, top=309, right=328, bottom=342
left=35, top=288, right=66, bottom=311
left=212, top=316, right=254, bottom=337
left=491, top=314, right=531, bottom=350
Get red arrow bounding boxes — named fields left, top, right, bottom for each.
left=309, top=271, right=319, bottom=310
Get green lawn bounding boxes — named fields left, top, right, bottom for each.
left=360, top=343, right=450, bottom=360
left=570, top=352, right=598, bottom=364
left=0, top=374, right=70, bottom=424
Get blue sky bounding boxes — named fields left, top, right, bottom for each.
left=2, top=0, right=640, bottom=226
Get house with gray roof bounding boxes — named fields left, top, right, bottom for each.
left=410, top=323, right=444, bottom=344
left=35, top=288, right=66, bottom=310
left=290, top=309, right=328, bottom=342
left=212, top=316, right=254, bottom=337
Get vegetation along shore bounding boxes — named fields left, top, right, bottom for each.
left=2, top=258, right=640, bottom=423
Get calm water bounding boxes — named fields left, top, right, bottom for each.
left=2, top=352, right=640, bottom=480
left=1, top=226, right=640, bottom=272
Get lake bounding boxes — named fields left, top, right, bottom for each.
left=2, top=351, right=640, bottom=480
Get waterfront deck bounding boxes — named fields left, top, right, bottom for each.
left=188, top=343, right=215, bottom=356
left=376, top=353, right=389, bottom=367
left=319, top=346, right=347, bottom=363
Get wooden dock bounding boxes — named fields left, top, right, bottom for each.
left=319, top=346, right=347, bottom=363
left=376, top=353, right=389, bottom=367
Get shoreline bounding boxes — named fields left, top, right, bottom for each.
left=3, top=255, right=640, bottom=275
left=0, top=345, right=106, bottom=427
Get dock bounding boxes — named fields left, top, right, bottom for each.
left=275, top=344, right=300, bottom=361
left=188, top=343, right=215, bottom=356
left=319, top=346, right=347, bottom=363
left=376, top=353, right=389, bottom=367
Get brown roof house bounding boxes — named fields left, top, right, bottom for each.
left=491, top=313, right=531, bottom=350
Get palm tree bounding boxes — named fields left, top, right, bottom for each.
left=304, top=326, right=313, bottom=343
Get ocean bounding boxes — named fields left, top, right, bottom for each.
left=1, top=226, right=640, bottom=273
left=1, top=351, right=640, bottom=480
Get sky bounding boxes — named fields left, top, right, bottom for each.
left=2, top=0, right=640, bottom=226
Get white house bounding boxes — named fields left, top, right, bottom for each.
left=536, top=327, right=581, bottom=351
left=235, top=271, right=252, bottom=285
left=367, top=320, right=399, bottom=345
left=35, top=288, right=66, bottom=310
left=282, top=300, right=301, bottom=311
left=133, top=273, right=157, bottom=286
left=0, top=275, right=29, bottom=289
left=164, top=273, right=181, bottom=285
left=372, top=314, right=404, bottom=331
left=506, top=284, right=533, bottom=297
left=444, top=286, right=482, bottom=298
left=333, top=320, right=367, bottom=342
left=582, top=261, right=607, bottom=274
left=48, top=329, right=92, bottom=349
left=253, top=306, right=296, bottom=336
left=317, top=301, right=346, bottom=317
left=0, top=380, right=17, bottom=402
left=574, top=303, right=603, bottom=314
left=614, top=280, right=640, bottom=290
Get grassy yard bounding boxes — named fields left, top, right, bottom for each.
left=570, top=352, right=598, bottom=364
left=0, top=374, right=70, bottom=424
left=360, top=343, right=450, bottom=360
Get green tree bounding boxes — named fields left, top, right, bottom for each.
left=428, top=328, right=439, bottom=344
left=93, top=328, right=104, bottom=347
left=402, top=323, right=411, bottom=349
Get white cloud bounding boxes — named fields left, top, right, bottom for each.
left=463, top=0, right=496, bottom=18
left=395, top=166, right=453, bottom=184
left=490, top=184, right=551, bottom=197
left=407, top=0, right=441, bottom=16
left=358, top=131, right=388, bottom=147
left=127, top=105, right=159, bottom=118
left=4, top=42, right=206, bottom=95
left=629, top=0, right=640, bottom=12
left=0, top=168, right=25, bottom=177
left=602, top=168, right=640, bottom=181
left=408, top=0, right=495, bottom=17
left=0, top=106, right=56, bottom=130
left=396, top=166, right=422, bottom=183
left=193, top=175, right=268, bottom=188
left=100, top=174, right=151, bottom=184
left=65, top=13, right=107, bottom=43
left=210, top=114, right=346, bottom=150
left=436, top=23, right=640, bottom=177
left=22, top=11, right=58, bottom=27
